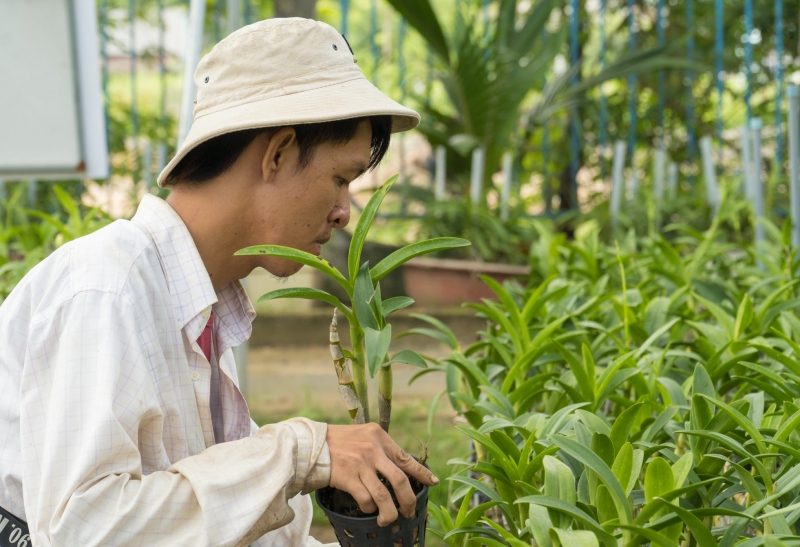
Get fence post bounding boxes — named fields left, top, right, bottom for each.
left=611, top=140, right=627, bottom=227
left=668, top=161, right=678, bottom=199
left=470, top=147, right=485, bottom=206
left=750, top=118, right=765, bottom=244
left=654, top=147, right=666, bottom=201
left=500, top=151, right=513, bottom=222
left=788, top=85, right=799, bottom=248
left=143, top=139, right=153, bottom=191
left=700, top=136, right=720, bottom=211
left=178, top=0, right=207, bottom=146
left=741, top=125, right=754, bottom=200
left=434, top=145, right=446, bottom=201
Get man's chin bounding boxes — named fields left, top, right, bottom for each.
left=260, top=257, right=305, bottom=278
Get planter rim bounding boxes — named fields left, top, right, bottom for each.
left=405, top=256, right=530, bottom=276
left=315, top=482, right=429, bottom=524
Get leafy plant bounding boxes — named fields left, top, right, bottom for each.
left=236, top=175, right=470, bottom=431
left=402, top=193, right=800, bottom=546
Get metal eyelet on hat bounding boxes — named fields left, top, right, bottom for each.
left=204, top=76, right=209, bottom=83
left=332, top=44, right=338, bottom=51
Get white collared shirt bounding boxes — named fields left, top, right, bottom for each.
left=0, top=195, right=332, bottom=546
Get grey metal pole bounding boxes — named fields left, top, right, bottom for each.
left=610, top=140, right=627, bottom=226
left=434, top=145, right=446, bottom=201
left=654, top=146, right=666, bottom=201
left=500, top=151, right=513, bottom=222
left=668, top=161, right=678, bottom=199
left=178, top=0, right=206, bottom=147
left=788, top=85, right=800, bottom=248
left=227, top=0, right=241, bottom=34
left=469, top=147, right=485, bottom=205
left=700, top=136, right=720, bottom=211
left=741, top=125, right=755, bottom=200
left=750, top=118, right=765, bottom=244
left=143, top=140, right=153, bottom=191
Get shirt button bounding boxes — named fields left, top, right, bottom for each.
left=191, top=371, right=200, bottom=381
left=201, top=307, right=211, bottom=319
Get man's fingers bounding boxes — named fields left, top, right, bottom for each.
left=388, top=447, right=439, bottom=486
left=376, top=456, right=417, bottom=519
left=361, top=472, right=398, bottom=526
left=348, top=484, right=378, bottom=515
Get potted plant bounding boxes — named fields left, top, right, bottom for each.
left=236, top=175, right=469, bottom=546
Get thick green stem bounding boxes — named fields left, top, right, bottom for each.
left=378, top=364, right=393, bottom=432
left=350, top=325, right=371, bottom=423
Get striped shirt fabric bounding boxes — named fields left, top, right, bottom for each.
left=0, top=195, right=333, bottom=546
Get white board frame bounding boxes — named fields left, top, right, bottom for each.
left=0, top=0, right=108, bottom=180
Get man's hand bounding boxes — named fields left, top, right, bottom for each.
left=326, top=423, right=439, bottom=526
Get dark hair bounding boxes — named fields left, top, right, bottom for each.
left=166, top=115, right=392, bottom=185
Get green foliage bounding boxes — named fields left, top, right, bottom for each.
left=236, top=175, right=470, bottom=428
left=0, top=184, right=111, bottom=303
left=409, top=199, right=800, bottom=545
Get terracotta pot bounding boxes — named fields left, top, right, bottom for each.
left=402, top=257, right=530, bottom=307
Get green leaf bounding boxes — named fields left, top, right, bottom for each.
left=551, top=436, right=632, bottom=524
left=549, top=528, right=599, bottom=547
left=543, top=455, right=575, bottom=528
left=348, top=175, right=398, bottom=282
left=385, top=349, right=428, bottom=368
left=644, top=458, right=674, bottom=505
left=609, top=402, right=642, bottom=455
left=382, top=0, right=450, bottom=64
left=382, top=296, right=414, bottom=316
left=256, top=288, right=355, bottom=323
left=353, top=262, right=379, bottom=331
left=734, top=293, right=754, bottom=340
left=370, top=237, right=471, bottom=282
left=365, top=324, right=392, bottom=378
left=235, top=245, right=351, bottom=295
left=518, top=496, right=615, bottom=547
left=611, top=443, right=635, bottom=496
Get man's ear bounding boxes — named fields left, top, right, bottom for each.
left=261, top=127, right=298, bottom=182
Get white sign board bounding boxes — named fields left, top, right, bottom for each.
left=0, top=0, right=108, bottom=179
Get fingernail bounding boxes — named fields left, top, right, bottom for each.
left=431, top=474, right=439, bottom=485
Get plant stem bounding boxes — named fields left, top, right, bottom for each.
left=350, top=323, right=371, bottom=423
left=378, top=364, right=392, bottom=432
left=329, top=310, right=364, bottom=423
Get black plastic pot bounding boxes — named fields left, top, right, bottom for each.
left=315, top=483, right=429, bottom=547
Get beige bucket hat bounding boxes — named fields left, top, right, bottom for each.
left=158, top=17, right=420, bottom=186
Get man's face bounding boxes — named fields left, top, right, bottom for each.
left=249, top=121, right=371, bottom=277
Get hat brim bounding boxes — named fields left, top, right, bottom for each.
left=158, top=77, right=420, bottom=186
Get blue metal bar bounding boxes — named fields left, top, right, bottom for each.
left=686, top=0, right=696, bottom=174
left=341, top=0, right=349, bottom=36
left=599, top=0, right=608, bottom=155
left=657, top=0, right=665, bottom=133
left=569, top=0, right=579, bottom=208
left=370, top=0, right=379, bottom=84
left=745, top=0, right=753, bottom=121
left=627, top=0, right=636, bottom=170
left=214, top=0, right=222, bottom=42
left=715, top=0, right=723, bottom=147
left=776, top=0, right=785, bottom=169
left=243, top=0, right=251, bottom=25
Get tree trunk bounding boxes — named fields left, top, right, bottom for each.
left=274, top=0, right=316, bottom=19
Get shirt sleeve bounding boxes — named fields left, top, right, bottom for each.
left=20, top=289, right=330, bottom=547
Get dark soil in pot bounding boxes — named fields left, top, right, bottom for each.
left=316, top=475, right=429, bottom=547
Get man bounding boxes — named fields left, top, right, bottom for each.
left=0, top=17, right=437, bottom=547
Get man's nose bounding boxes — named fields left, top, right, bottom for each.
left=330, top=191, right=351, bottom=229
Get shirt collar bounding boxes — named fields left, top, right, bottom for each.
left=131, top=195, right=255, bottom=346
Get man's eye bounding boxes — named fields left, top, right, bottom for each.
left=337, top=177, right=348, bottom=186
